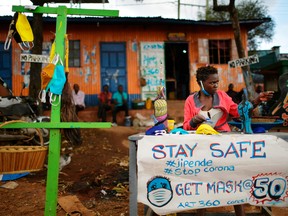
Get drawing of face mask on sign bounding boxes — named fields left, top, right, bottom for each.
left=147, top=176, right=173, bottom=207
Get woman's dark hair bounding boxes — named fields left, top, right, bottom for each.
left=196, top=65, right=218, bottom=83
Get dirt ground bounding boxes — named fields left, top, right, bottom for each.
left=1, top=126, right=288, bottom=216
left=0, top=126, right=145, bottom=216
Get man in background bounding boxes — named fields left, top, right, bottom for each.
left=72, top=83, right=85, bottom=114
left=226, top=83, right=239, bottom=104
left=111, top=84, right=129, bottom=126
left=98, top=84, right=112, bottom=122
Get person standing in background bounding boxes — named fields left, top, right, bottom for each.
left=255, top=85, right=264, bottom=97
left=226, top=83, right=239, bottom=104
left=111, top=84, right=129, bottom=126
left=253, top=85, right=265, bottom=116
left=98, top=84, right=112, bottom=122
left=72, top=83, right=85, bottom=114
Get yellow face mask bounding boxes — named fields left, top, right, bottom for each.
left=15, top=12, right=34, bottom=43
left=41, top=63, right=56, bottom=90
left=5, top=12, right=34, bottom=50
left=196, top=124, right=220, bottom=135
left=41, top=54, right=59, bottom=90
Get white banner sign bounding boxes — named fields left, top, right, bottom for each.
left=20, top=54, right=49, bottom=63
left=228, top=54, right=259, bottom=68
left=137, top=134, right=288, bottom=215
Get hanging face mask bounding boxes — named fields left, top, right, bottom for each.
left=200, top=80, right=211, bottom=96
left=46, top=63, right=66, bottom=95
left=46, top=63, right=66, bottom=106
left=39, top=54, right=66, bottom=106
left=39, top=54, right=59, bottom=103
left=41, top=54, right=59, bottom=90
left=4, top=12, right=34, bottom=51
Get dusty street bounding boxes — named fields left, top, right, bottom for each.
left=1, top=126, right=288, bottom=216
left=0, top=126, right=144, bottom=216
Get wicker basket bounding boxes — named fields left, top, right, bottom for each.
left=0, top=145, right=48, bottom=174
left=0, top=120, right=47, bottom=174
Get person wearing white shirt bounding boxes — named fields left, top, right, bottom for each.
left=72, top=83, right=85, bottom=114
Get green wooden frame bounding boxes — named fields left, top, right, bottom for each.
left=2, top=5, right=119, bottom=216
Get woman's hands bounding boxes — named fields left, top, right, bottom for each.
left=259, top=91, right=274, bottom=101
left=254, top=91, right=274, bottom=105
left=191, top=113, right=207, bottom=125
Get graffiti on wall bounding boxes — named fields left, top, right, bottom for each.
left=83, top=45, right=97, bottom=84
left=140, top=42, right=165, bottom=100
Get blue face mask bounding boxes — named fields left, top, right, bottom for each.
left=200, top=80, right=211, bottom=96
left=46, top=64, right=66, bottom=95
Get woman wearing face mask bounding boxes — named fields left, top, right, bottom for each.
left=183, top=65, right=273, bottom=132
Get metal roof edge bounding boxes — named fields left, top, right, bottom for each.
left=0, top=15, right=269, bottom=28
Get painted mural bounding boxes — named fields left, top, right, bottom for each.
left=140, top=42, right=165, bottom=100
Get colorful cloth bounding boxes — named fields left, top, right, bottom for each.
left=153, top=86, right=167, bottom=127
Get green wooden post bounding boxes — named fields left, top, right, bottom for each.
left=8, top=5, right=119, bottom=216
left=45, top=6, right=67, bottom=215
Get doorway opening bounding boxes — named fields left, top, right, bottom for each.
left=165, top=42, right=190, bottom=100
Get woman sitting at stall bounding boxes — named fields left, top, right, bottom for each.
left=183, top=65, right=274, bottom=216
left=183, top=65, right=273, bottom=132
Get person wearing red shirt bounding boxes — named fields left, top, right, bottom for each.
left=183, top=65, right=274, bottom=216
left=98, top=84, right=112, bottom=122
left=183, top=65, right=273, bottom=132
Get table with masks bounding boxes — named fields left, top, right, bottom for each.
left=128, top=130, right=288, bottom=216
